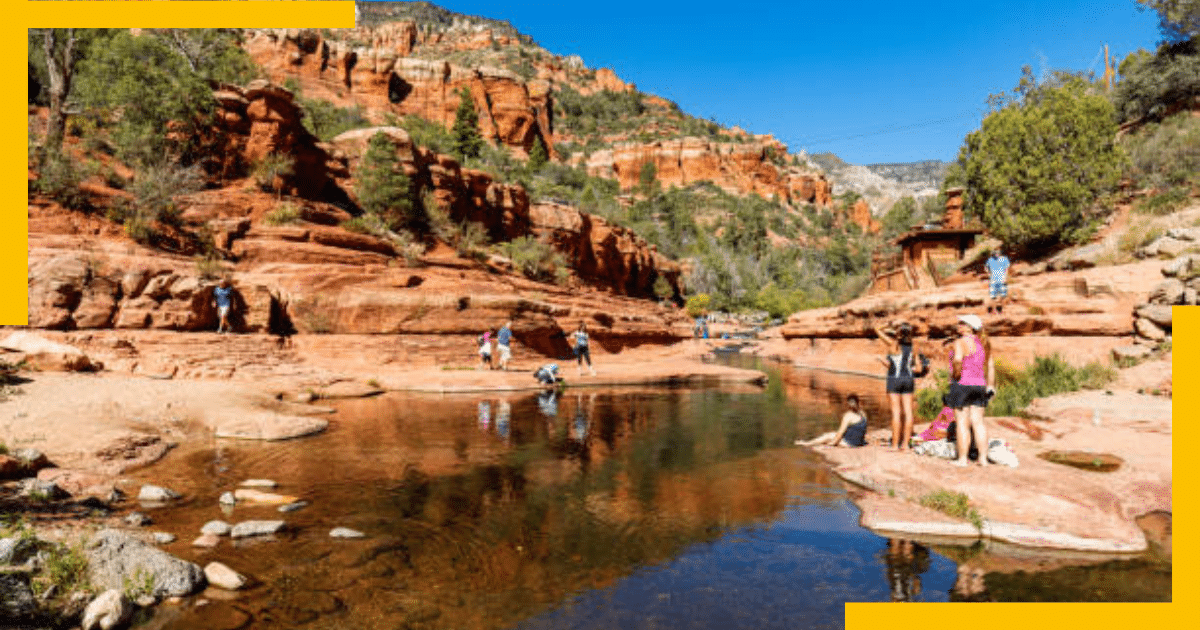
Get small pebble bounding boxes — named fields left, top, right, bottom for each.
left=218, top=492, right=236, bottom=506
left=329, top=527, right=366, bottom=539
left=152, top=532, right=176, bottom=544
left=192, top=534, right=221, bottom=549
left=277, top=500, right=309, bottom=513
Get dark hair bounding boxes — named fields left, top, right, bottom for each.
left=897, top=325, right=913, bottom=345
left=846, top=394, right=860, bottom=410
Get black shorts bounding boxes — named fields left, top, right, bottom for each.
left=948, top=383, right=989, bottom=408
left=886, top=376, right=914, bottom=394
left=574, top=345, right=591, bottom=364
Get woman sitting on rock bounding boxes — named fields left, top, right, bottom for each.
left=797, top=394, right=869, bottom=448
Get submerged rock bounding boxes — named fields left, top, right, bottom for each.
left=203, top=562, right=248, bottom=590
left=330, top=527, right=366, bottom=539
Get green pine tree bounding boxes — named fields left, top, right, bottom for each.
left=527, top=135, right=548, bottom=171
left=451, top=87, right=483, bottom=160
left=356, top=132, right=414, bottom=231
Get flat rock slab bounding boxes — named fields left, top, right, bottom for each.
left=814, top=391, right=1171, bottom=554
left=213, top=411, right=328, bottom=441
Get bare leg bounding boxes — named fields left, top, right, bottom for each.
left=970, top=406, right=989, bottom=467
left=953, top=407, right=969, bottom=465
left=798, top=431, right=838, bottom=447
left=899, top=393, right=915, bottom=451
left=888, top=392, right=902, bottom=449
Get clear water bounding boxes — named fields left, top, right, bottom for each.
left=131, top=357, right=1169, bottom=630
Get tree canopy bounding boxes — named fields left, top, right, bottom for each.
left=958, top=70, right=1125, bottom=253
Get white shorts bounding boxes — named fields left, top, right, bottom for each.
left=217, top=305, right=230, bottom=319
left=498, top=344, right=512, bottom=362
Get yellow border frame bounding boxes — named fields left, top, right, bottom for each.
left=6, top=3, right=1182, bottom=628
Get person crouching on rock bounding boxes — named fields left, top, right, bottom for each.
left=797, top=394, right=869, bottom=448
left=213, top=277, right=234, bottom=334
left=950, top=314, right=996, bottom=467
left=572, top=321, right=596, bottom=377
left=534, top=363, right=562, bottom=387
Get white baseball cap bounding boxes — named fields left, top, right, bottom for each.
left=957, top=314, right=983, bottom=331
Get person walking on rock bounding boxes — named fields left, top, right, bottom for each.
left=875, top=321, right=922, bottom=451
left=213, top=278, right=234, bottom=334
left=985, top=248, right=1010, bottom=314
left=496, top=321, right=513, bottom=371
left=572, top=321, right=596, bottom=376
left=950, top=314, right=995, bottom=467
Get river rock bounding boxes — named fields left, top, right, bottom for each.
left=81, top=589, right=132, bottom=630
left=86, top=529, right=206, bottom=597
left=0, top=536, right=37, bottom=565
left=218, top=491, right=236, bottom=506
left=201, top=520, right=232, bottom=536
left=0, top=572, right=37, bottom=621
left=238, top=479, right=278, bottom=488
left=1112, top=344, right=1153, bottom=361
left=1135, top=304, right=1173, bottom=329
left=1160, top=254, right=1197, bottom=277
left=192, top=534, right=221, bottom=549
left=329, top=527, right=366, bottom=539
left=20, top=478, right=68, bottom=500
left=1149, top=278, right=1185, bottom=305
left=203, top=562, right=248, bottom=590
left=1167, top=226, right=1200, bottom=241
left=153, top=532, right=176, bottom=545
left=125, top=512, right=152, bottom=527
left=138, top=484, right=180, bottom=503
left=230, top=520, right=286, bottom=538
left=213, top=412, right=328, bottom=441
left=278, top=500, right=309, bottom=513
left=1135, top=317, right=1167, bottom=341
left=10, top=448, right=51, bottom=472
left=233, top=488, right=300, bottom=505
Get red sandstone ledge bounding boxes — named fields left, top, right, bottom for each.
left=806, top=390, right=1172, bottom=554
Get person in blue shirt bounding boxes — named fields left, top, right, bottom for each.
left=985, top=248, right=1011, bottom=314
left=213, top=278, right=234, bottom=334
left=496, top=321, right=513, bottom=370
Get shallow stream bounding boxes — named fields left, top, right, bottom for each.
left=131, top=356, right=1170, bottom=629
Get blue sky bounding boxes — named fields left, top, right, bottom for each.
left=372, top=1, right=1164, bottom=165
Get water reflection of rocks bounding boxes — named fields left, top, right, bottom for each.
left=143, top=387, right=845, bottom=629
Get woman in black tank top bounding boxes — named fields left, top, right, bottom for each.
left=875, top=322, right=921, bottom=451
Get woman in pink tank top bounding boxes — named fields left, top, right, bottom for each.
left=950, top=314, right=995, bottom=467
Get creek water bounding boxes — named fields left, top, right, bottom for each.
left=132, top=356, right=1170, bottom=630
